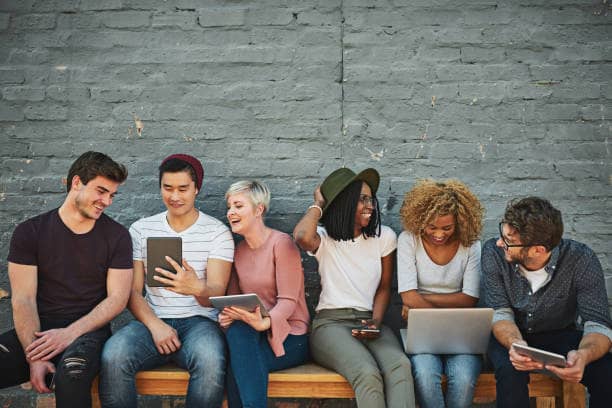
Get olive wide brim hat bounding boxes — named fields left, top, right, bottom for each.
left=320, top=167, right=380, bottom=212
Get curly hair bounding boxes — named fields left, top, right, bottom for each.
left=399, top=179, right=484, bottom=247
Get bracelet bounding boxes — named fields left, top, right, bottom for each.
left=308, top=204, right=323, bottom=218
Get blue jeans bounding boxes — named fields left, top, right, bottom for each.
left=409, top=353, right=481, bottom=408
left=99, top=316, right=226, bottom=408
left=488, top=329, right=612, bottom=408
left=225, top=321, right=309, bottom=408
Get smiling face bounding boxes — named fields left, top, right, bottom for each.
left=422, top=213, right=457, bottom=246
left=72, top=175, right=120, bottom=220
left=497, top=222, right=531, bottom=264
left=226, top=192, right=263, bottom=236
left=354, top=182, right=375, bottom=234
left=160, top=170, right=198, bottom=218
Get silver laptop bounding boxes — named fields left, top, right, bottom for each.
left=400, top=308, right=493, bottom=354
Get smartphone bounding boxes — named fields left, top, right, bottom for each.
left=45, top=372, right=55, bottom=390
left=512, top=343, right=567, bottom=367
left=146, top=237, right=182, bottom=287
left=352, top=327, right=380, bottom=334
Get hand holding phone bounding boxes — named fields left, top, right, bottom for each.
left=45, top=372, right=55, bottom=391
left=351, top=319, right=381, bottom=339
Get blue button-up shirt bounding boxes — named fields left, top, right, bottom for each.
left=482, top=238, right=612, bottom=342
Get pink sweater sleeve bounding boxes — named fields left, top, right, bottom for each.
left=267, top=235, right=304, bottom=357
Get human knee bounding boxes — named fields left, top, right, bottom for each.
left=352, top=363, right=383, bottom=389
left=494, top=360, right=527, bottom=385
left=55, top=355, right=90, bottom=385
left=101, top=337, right=130, bottom=368
left=226, top=321, right=257, bottom=345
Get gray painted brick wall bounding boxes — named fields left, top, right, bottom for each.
left=0, top=0, right=610, bottom=406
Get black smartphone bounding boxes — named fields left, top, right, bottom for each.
left=146, top=237, right=182, bottom=287
left=45, top=372, right=55, bottom=390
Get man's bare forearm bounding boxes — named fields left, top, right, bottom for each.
left=195, top=280, right=226, bottom=306
left=66, top=294, right=129, bottom=338
left=577, top=333, right=612, bottom=365
left=492, top=320, right=524, bottom=349
left=12, top=299, right=41, bottom=351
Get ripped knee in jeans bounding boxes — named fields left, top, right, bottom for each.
left=61, top=356, right=88, bottom=380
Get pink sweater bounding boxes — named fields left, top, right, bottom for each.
left=228, top=229, right=310, bottom=357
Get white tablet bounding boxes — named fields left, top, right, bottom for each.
left=512, top=343, right=567, bottom=367
left=209, top=293, right=269, bottom=317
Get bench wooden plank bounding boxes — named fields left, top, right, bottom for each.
left=91, top=363, right=586, bottom=407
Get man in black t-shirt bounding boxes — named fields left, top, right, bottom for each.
left=0, top=151, right=134, bottom=408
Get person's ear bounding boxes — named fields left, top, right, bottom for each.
left=71, top=175, right=82, bottom=191
left=532, top=245, right=548, bottom=256
left=256, top=204, right=265, bottom=218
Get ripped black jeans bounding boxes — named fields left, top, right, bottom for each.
left=0, top=317, right=110, bottom=408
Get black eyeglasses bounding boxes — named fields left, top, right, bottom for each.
left=359, top=195, right=377, bottom=208
left=498, top=222, right=532, bottom=250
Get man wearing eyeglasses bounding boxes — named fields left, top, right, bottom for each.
left=482, top=197, right=611, bottom=408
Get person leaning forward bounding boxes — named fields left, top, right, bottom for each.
left=483, top=197, right=612, bottom=408
left=99, top=154, right=234, bottom=408
left=0, top=151, right=133, bottom=408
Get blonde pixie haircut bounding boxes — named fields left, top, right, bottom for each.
left=225, top=180, right=271, bottom=214
left=399, top=179, right=484, bottom=247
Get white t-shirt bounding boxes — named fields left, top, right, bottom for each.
left=518, top=264, right=550, bottom=293
left=130, top=210, right=234, bottom=320
left=397, top=231, right=480, bottom=298
left=311, top=225, right=397, bottom=312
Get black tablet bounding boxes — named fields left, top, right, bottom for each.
left=146, top=237, right=182, bottom=287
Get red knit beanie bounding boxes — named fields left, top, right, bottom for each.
left=160, top=154, right=204, bottom=191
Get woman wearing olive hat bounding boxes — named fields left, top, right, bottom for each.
left=294, top=167, right=416, bottom=408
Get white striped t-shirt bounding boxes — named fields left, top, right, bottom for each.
left=129, top=210, right=234, bottom=320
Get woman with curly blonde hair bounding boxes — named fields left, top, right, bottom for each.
left=397, top=179, right=484, bottom=408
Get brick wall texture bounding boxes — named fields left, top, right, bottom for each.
left=0, top=0, right=610, bottom=406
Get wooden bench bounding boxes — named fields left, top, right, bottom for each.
left=91, top=362, right=586, bottom=407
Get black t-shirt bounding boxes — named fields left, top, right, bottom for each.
left=8, top=208, right=133, bottom=319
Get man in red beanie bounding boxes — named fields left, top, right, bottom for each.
left=99, top=154, right=234, bottom=408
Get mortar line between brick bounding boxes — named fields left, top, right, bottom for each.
left=340, top=0, right=345, bottom=167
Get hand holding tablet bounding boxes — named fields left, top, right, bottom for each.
left=511, top=343, right=567, bottom=368
left=210, top=293, right=270, bottom=317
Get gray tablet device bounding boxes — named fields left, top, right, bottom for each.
left=146, top=237, right=182, bottom=287
left=209, top=293, right=269, bottom=317
left=512, top=343, right=567, bottom=367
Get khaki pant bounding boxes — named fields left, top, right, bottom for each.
left=310, top=308, right=416, bottom=408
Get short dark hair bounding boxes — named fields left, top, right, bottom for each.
left=321, top=180, right=381, bottom=241
left=66, top=151, right=128, bottom=192
left=503, top=197, right=563, bottom=251
left=158, top=158, right=197, bottom=187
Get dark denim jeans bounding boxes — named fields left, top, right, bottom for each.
left=99, top=316, right=226, bottom=408
left=0, top=317, right=110, bottom=408
left=488, top=328, right=612, bottom=408
left=225, top=321, right=309, bottom=408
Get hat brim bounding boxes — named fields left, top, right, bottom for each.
left=322, top=168, right=380, bottom=212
